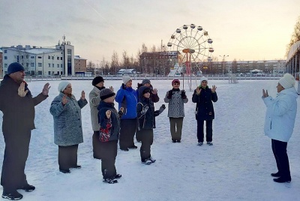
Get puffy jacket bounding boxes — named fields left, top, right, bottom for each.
left=115, top=84, right=138, bottom=119
left=263, top=87, right=298, bottom=142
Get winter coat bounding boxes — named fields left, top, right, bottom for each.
left=89, top=86, right=105, bottom=131
left=98, top=101, right=120, bottom=142
left=0, top=75, right=47, bottom=133
left=164, top=88, right=188, bottom=118
left=115, top=84, right=138, bottom=119
left=263, top=87, right=298, bottom=142
left=50, top=93, right=88, bottom=146
left=192, top=86, right=218, bottom=120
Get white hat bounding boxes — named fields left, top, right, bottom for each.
left=122, top=75, right=132, bottom=84
left=200, top=76, right=208, bottom=83
left=58, top=81, right=71, bottom=92
left=278, top=73, right=295, bottom=89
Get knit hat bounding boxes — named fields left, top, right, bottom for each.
left=172, top=79, right=180, bottom=85
left=278, top=73, right=295, bottom=89
left=142, top=87, right=151, bottom=94
left=122, top=75, right=132, bottom=84
left=142, top=79, right=151, bottom=85
left=58, top=81, right=71, bottom=92
left=7, top=62, right=25, bottom=75
left=92, top=76, right=104, bottom=86
left=200, top=76, right=208, bottom=83
left=100, top=88, right=115, bottom=100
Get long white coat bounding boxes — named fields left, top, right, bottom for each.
left=263, top=87, right=298, bottom=142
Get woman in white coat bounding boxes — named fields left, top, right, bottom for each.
left=262, top=73, right=298, bottom=183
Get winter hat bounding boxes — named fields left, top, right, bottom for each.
left=200, top=76, right=208, bottom=83
left=122, top=75, right=132, bottom=84
left=142, top=79, right=151, bottom=85
left=172, top=79, right=180, bottom=85
left=278, top=73, right=295, bottom=89
left=142, top=87, right=151, bottom=94
left=92, top=76, right=104, bottom=86
left=7, top=62, right=25, bottom=75
left=58, top=81, right=71, bottom=92
left=100, top=88, right=115, bottom=100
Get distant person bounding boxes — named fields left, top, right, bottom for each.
left=50, top=82, right=87, bottom=174
left=97, top=88, right=124, bottom=184
left=137, top=86, right=165, bottom=165
left=262, top=73, right=297, bottom=183
left=164, top=79, right=188, bottom=143
left=0, top=62, right=50, bottom=200
left=89, top=76, right=114, bottom=159
left=136, top=79, right=159, bottom=142
left=192, top=77, right=218, bottom=146
left=115, top=75, right=138, bottom=151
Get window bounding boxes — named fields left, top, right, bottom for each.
left=4, top=56, right=7, bottom=60
left=31, top=63, right=34, bottom=67
left=52, top=56, right=54, bottom=60
left=4, top=50, right=7, bottom=53
left=38, top=63, right=42, bottom=67
left=38, top=56, right=42, bottom=59
left=48, top=56, right=50, bottom=59
left=52, top=64, right=54, bottom=67
left=57, top=64, right=59, bottom=68
left=48, top=63, right=51, bottom=67
left=31, top=56, right=35, bottom=59
left=57, top=57, right=59, bottom=60
left=4, top=64, right=8, bottom=68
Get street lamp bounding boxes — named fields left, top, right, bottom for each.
left=219, top=55, right=229, bottom=75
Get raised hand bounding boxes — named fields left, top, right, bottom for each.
left=196, top=87, right=201, bottom=95
left=109, top=86, right=114, bottom=92
left=211, top=85, right=217, bottom=93
left=262, top=89, right=269, bottom=98
left=106, top=110, right=111, bottom=119
left=18, top=82, right=28, bottom=97
left=181, top=90, right=186, bottom=99
left=152, top=88, right=158, bottom=94
left=62, top=95, right=68, bottom=106
left=42, top=83, right=51, bottom=96
left=81, top=90, right=85, bottom=100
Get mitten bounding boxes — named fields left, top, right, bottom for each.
left=159, top=104, right=166, bottom=114
left=181, top=90, right=187, bottom=99
left=140, top=105, right=149, bottom=115
left=167, top=90, right=173, bottom=99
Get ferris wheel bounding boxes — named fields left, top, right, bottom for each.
left=167, top=23, right=214, bottom=90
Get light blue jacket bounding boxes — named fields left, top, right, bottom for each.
left=263, top=87, right=298, bottom=142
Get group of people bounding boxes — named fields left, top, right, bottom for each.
left=0, top=62, right=298, bottom=200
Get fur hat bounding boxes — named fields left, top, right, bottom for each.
left=279, top=73, right=295, bottom=89
left=122, top=75, right=132, bottom=84
left=7, top=62, right=25, bottom=75
left=58, top=81, right=71, bottom=92
left=172, top=79, right=180, bottom=85
left=92, top=76, right=104, bottom=86
left=142, top=79, right=151, bottom=85
left=200, top=76, right=208, bottom=83
left=100, top=88, right=115, bottom=100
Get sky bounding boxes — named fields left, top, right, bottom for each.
left=0, top=0, right=300, bottom=64
left=1, top=79, right=300, bottom=200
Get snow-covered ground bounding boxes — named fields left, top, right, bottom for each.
left=0, top=79, right=300, bottom=201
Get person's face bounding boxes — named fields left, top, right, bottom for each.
left=126, top=80, right=132, bottom=88
left=143, top=92, right=150, bottom=98
left=201, top=80, right=208, bottom=88
left=277, top=83, right=284, bottom=93
left=172, top=82, right=180, bottom=89
left=63, top=84, right=72, bottom=95
left=144, top=83, right=151, bottom=87
left=96, top=81, right=104, bottom=88
left=9, top=71, right=25, bottom=83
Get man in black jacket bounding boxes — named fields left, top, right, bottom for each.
left=0, top=62, right=50, bottom=200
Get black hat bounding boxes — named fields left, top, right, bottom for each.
left=142, top=79, right=151, bottom=85
left=100, top=88, right=115, bottom=100
left=142, top=87, right=151, bottom=94
left=92, top=76, right=104, bottom=86
left=7, top=62, right=25, bottom=75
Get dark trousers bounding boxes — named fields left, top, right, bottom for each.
left=99, top=141, right=117, bottom=179
left=169, top=117, right=183, bottom=141
left=93, top=131, right=101, bottom=159
left=1, top=130, right=31, bottom=192
left=197, top=119, right=213, bottom=142
left=119, top=119, right=137, bottom=149
left=58, top=144, right=79, bottom=170
left=139, top=129, right=154, bottom=161
left=271, top=139, right=291, bottom=179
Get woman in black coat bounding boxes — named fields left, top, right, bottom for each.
left=192, top=77, right=218, bottom=146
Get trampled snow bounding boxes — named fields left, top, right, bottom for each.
left=0, top=79, right=300, bottom=201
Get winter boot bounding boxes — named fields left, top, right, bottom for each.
left=2, top=190, right=23, bottom=200
left=19, top=184, right=35, bottom=192
left=103, top=178, right=118, bottom=184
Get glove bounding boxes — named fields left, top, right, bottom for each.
left=167, top=90, right=173, bottom=99
left=158, top=104, right=166, bottom=114
left=140, top=105, right=149, bottom=115
left=181, top=90, right=187, bottom=99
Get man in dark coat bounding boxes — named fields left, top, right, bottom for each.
left=0, top=62, right=50, bottom=200
left=192, top=77, right=218, bottom=146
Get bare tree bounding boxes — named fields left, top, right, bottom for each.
left=122, top=51, right=130, bottom=68
left=111, top=51, right=119, bottom=75
left=286, top=16, right=300, bottom=55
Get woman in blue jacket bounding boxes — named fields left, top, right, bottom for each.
left=115, top=76, right=138, bottom=151
left=262, top=73, right=297, bottom=183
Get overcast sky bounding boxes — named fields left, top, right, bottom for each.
left=0, top=0, right=299, bottom=63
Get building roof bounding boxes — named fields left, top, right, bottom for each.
left=287, top=41, right=300, bottom=62
left=2, top=46, right=61, bottom=55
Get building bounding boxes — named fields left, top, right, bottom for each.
left=0, top=50, right=3, bottom=78
left=74, top=55, right=87, bottom=75
left=1, top=38, right=75, bottom=76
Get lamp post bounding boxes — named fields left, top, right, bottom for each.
left=219, top=55, right=229, bottom=75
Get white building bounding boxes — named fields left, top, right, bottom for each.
left=1, top=39, right=75, bottom=76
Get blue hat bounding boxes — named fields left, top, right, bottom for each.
left=7, top=62, right=25, bottom=75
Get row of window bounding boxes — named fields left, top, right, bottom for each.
left=3, top=55, right=63, bottom=60
left=48, top=56, right=63, bottom=60
left=3, top=63, right=63, bottom=68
